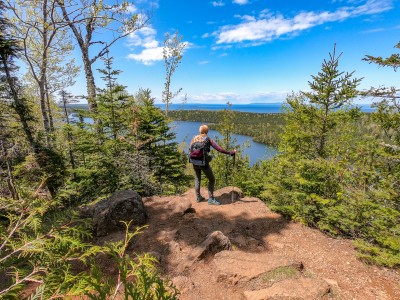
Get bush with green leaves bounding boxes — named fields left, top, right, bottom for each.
left=0, top=196, right=179, bottom=299
left=0, top=195, right=97, bottom=298
left=83, top=223, right=179, bottom=300
left=259, top=46, right=400, bottom=268
left=261, top=153, right=400, bottom=267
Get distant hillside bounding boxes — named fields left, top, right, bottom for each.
left=64, top=103, right=89, bottom=110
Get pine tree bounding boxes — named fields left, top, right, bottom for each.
left=211, top=103, right=251, bottom=191
left=131, top=89, right=188, bottom=194
left=96, top=53, right=130, bottom=140
left=281, top=45, right=362, bottom=158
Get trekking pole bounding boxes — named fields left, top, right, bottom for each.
left=231, top=152, right=236, bottom=203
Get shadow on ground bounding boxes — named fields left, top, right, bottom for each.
left=115, top=187, right=290, bottom=275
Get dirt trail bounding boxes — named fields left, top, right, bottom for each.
left=98, top=187, right=400, bottom=300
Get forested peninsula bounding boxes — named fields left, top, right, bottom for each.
left=169, top=110, right=284, bottom=146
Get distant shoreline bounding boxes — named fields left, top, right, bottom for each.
left=65, top=102, right=375, bottom=114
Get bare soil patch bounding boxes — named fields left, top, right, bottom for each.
left=99, top=187, right=400, bottom=300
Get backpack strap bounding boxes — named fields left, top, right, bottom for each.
left=203, top=136, right=211, bottom=153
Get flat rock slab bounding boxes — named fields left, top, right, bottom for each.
left=244, top=277, right=332, bottom=300
left=191, top=231, right=232, bottom=261
left=144, top=196, right=192, bottom=219
left=214, top=251, right=302, bottom=283
left=166, top=197, right=192, bottom=217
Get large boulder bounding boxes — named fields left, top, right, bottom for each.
left=81, top=190, right=147, bottom=236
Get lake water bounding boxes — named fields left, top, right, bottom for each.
left=71, top=102, right=373, bottom=166
left=70, top=115, right=276, bottom=166
left=171, top=121, right=276, bottom=166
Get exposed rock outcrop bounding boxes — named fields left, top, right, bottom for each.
left=243, top=277, right=332, bottom=300
left=81, top=190, right=147, bottom=236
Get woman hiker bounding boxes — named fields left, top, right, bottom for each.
left=189, top=124, right=236, bottom=205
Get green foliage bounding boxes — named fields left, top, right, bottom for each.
left=281, top=45, right=362, bottom=159
left=363, top=41, right=400, bottom=71
left=0, top=195, right=97, bottom=299
left=259, top=46, right=400, bottom=268
left=97, top=54, right=131, bottom=140
left=54, top=62, right=190, bottom=202
left=206, top=104, right=253, bottom=194
left=130, top=89, right=190, bottom=195
left=260, top=157, right=341, bottom=226
left=0, top=195, right=179, bottom=299
left=261, top=154, right=400, bottom=267
left=83, top=223, right=179, bottom=300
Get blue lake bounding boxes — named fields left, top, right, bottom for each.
left=171, top=121, right=276, bottom=166
left=72, top=102, right=374, bottom=166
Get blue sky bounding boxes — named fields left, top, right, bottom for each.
left=73, top=0, right=400, bottom=104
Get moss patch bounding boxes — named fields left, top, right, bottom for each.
left=261, top=266, right=299, bottom=284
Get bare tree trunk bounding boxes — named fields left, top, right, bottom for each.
left=1, top=140, right=19, bottom=200
left=1, top=54, right=35, bottom=147
left=39, top=80, right=51, bottom=147
left=1, top=53, right=60, bottom=198
left=61, top=91, right=76, bottom=169
left=39, top=0, right=51, bottom=147
left=82, top=48, right=98, bottom=114
left=57, top=2, right=99, bottom=121
left=45, top=78, right=54, bottom=133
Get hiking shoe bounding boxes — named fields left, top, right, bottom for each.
left=196, top=195, right=205, bottom=203
left=208, top=197, right=221, bottom=205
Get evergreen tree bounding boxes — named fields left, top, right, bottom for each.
left=259, top=46, right=400, bottom=267
left=281, top=45, right=362, bottom=158
left=364, top=41, right=400, bottom=70
left=131, top=89, right=188, bottom=194
left=97, top=53, right=130, bottom=140
left=211, top=103, right=251, bottom=191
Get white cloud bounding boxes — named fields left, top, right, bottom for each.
left=124, top=3, right=137, bottom=13
left=212, top=1, right=225, bottom=7
left=128, top=27, right=191, bottom=65
left=213, top=0, right=393, bottom=45
left=211, top=44, right=233, bottom=51
left=143, top=40, right=159, bottom=48
left=362, top=27, right=385, bottom=33
left=199, top=61, right=210, bottom=65
left=233, top=0, right=249, bottom=5
left=187, top=91, right=288, bottom=104
left=127, top=47, right=163, bottom=65
left=128, top=26, right=157, bottom=47
left=127, top=26, right=162, bottom=65
left=135, top=0, right=160, bottom=9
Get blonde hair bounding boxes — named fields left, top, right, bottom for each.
left=199, top=124, right=209, bottom=134
left=190, top=124, right=209, bottom=146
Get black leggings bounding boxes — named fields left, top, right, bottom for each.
left=193, top=164, right=215, bottom=198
